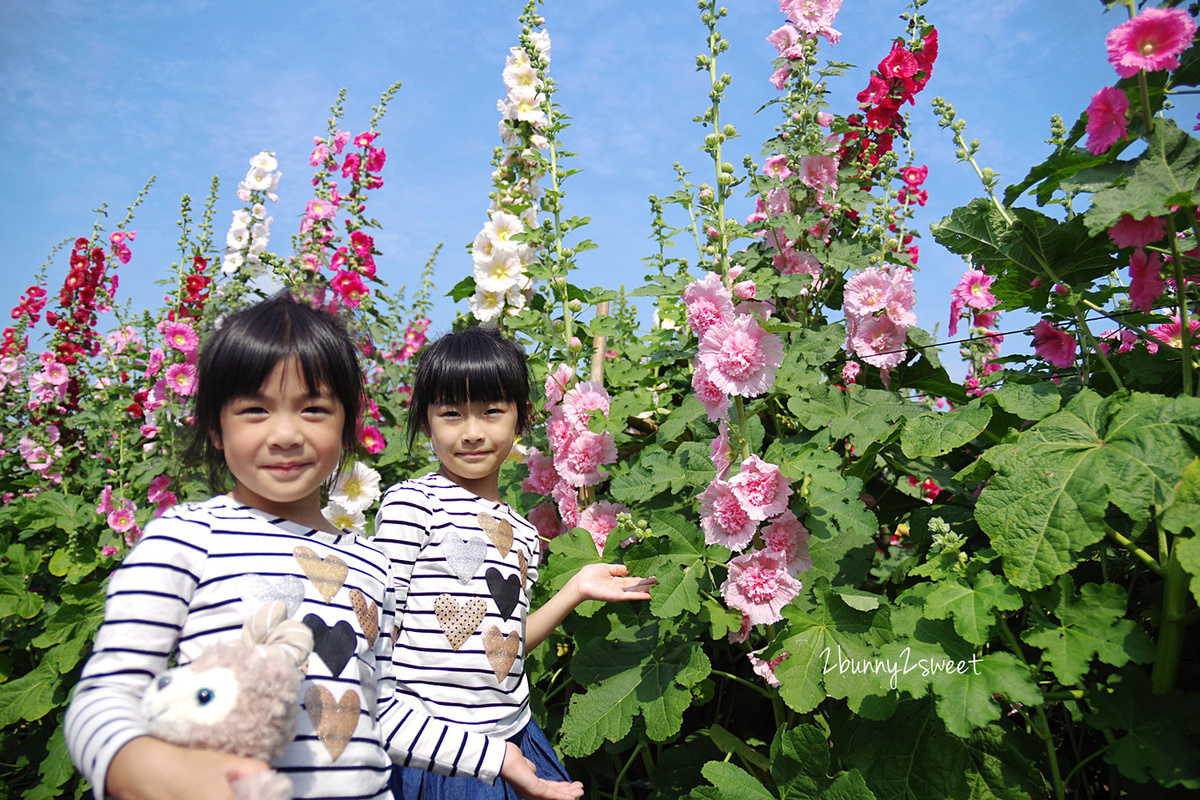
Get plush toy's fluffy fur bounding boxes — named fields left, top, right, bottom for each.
left=141, top=601, right=313, bottom=800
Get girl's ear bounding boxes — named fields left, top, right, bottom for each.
left=208, top=428, right=223, bottom=450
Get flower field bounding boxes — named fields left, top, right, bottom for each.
left=3, top=1, right=1200, bottom=798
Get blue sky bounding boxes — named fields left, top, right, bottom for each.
left=3, top=1, right=1194, bottom=377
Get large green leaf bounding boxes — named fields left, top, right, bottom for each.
left=900, top=400, right=992, bottom=459
left=0, top=660, right=59, bottom=726
left=770, top=724, right=876, bottom=800
left=610, top=448, right=689, bottom=503
left=788, top=385, right=920, bottom=450
left=986, top=381, right=1061, bottom=422
left=624, top=511, right=718, bottom=619
left=693, top=762, right=776, bottom=800
left=0, top=543, right=44, bottom=619
left=976, top=390, right=1200, bottom=590
left=895, top=569, right=1022, bottom=646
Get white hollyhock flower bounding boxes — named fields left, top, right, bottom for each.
left=474, top=250, right=524, bottom=293
left=482, top=210, right=524, bottom=244
left=249, top=150, right=278, bottom=173
left=330, top=461, right=382, bottom=514
left=323, top=499, right=365, bottom=534
left=503, top=63, right=540, bottom=93
left=221, top=251, right=244, bottom=275
left=225, top=226, right=250, bottom=251
left=469, top=289, right=504, bottom=322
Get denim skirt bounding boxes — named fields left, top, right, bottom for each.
left=390, top=719, right=572, bottom=800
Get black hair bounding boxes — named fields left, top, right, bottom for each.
left=185, top=291, right=364, bottom=491
left=406, top=326, right=532, bottom=450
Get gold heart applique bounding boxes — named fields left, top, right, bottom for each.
left=304, top=685, right=361, bottom=761
left=479, top=513, right=513, bottom=558
left=517, top=549, right=528, bottom=592
left=434, top=594, right=486, bottom=651
left=349, top=589, right=379, bottom=648
left=294, top=546, right=348, bottom=603
left=482, top=625, right=520, bottom=683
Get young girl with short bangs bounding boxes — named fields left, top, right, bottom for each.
left=373, top=326, right=656, bottom=800
left=65, top=294, right=580, bottom=800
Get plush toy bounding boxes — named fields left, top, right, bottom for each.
left=140, top=600, right=313, bottom=800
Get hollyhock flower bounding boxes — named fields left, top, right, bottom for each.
left=546, top=406, right=574, bottom=453
left=107, top=499, right=138, bottom=533
left=781, top=0, right=842, bottom=43
left=101, top=546, right=119, bottom=557
left=767, top=24, right=803, bottom=57
left=475, top=251, right=524, bottom=293
left=331, top=461, right=383, bottom=514
left=682, top=273, right=735, bottom=337
left=1031, top=321, right=1077, bottom=368
left=721, top=548, right=803, bottom=626
left=843, top=268, right=893, bottom=318
left=729, top=456, right=792, bottom=521
left=522, top=447, right=559, bottom=495
left=901, top=165, right=928, bottom=187
left=528, top=501, right=563, bottom=544
left=885, top=268, right=917, bottom=327
left=579, top=500, right=629, bottom=555
left=748, top=650, right=790, bottom=688
left=710, top=421, right=732, bottom=482
left=698, top=315, right=784, bottom=398
left=544, top=363, right=574, bottom=407
left=1148, top=314, right=1200, bottom=350
left=850, top=315, right=907, bottom=371
left=1129, top=249, right=1166, bottom=311
left=1108, top=214, right=1165, bottom=249
left=552, top=481, right=580, bottom=530
left=948, top=269, right=998, bottom=335
left=323, top=500, right=366, bottom=534
left=797, top=154, right=839, bottom=196
left=309, top=138, right=331, bottom=166
left=562, top=380, right=611, bottom=426
left=96, top=485, right=114, bottom=516
left=555, top=430, right=616, bottom=486
left=841, top=360, right=861, bottom=384
left=728, top=614, right=752, bottom=644
left=763, top=154, right=794, bottom=179
left=469, top=289, right=504, bottom=322
left=699, top=479, right=758, bottom=552
left=359, top=424, right=385, bottom=454
left=1085, top=86, right=1130, bottom=155
left=769, top=67, right=792, bottom=91
left=160, top=321, right=199, bottom=358
left=692, top=361, right=731, bottom=422
left=165, top=363, right=197, bottom=396
left=331, top=270, right=368, bottom=307
left=147, top=475, right=173, bottom=505
left=762, top=510, right=812, bottom=574
left=1105, top=7, right=1198, bottom=78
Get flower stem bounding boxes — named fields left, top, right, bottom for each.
left=1165, top=215, right=1195, bottom=396
left=1104, top=525, right=1165, bottom=577
left=1151, top=548, right=1192, bottom=694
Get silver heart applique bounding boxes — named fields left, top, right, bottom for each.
left=444, top=535, right=488, bottom=583
left=242, top=573, right=304, bottom=618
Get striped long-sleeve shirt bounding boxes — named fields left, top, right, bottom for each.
left=65, top=495, right=504, bottom=800
left=371, top=473, right=540, bottom=751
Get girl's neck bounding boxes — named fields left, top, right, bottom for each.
left=437, top=465, right=503, bottom=505
left=228, top=487, right=343, bottom=535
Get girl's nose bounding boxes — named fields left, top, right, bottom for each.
left=268, top=415, right=304, bottom=447
left=462, top=413, right=484, bottom=441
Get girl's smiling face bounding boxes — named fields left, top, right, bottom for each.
left=425, top=398, right=521, bottom=503
left=213, top=357, right=345, bottom=526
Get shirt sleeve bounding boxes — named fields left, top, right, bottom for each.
left=63, top=514, right=207, bottom=800
left=374, top=559, right=505, bottom=783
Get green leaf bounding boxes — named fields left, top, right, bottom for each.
left=1176, top=534, right=1200, bottom=607
left=1022, top=575, right=1155, bottom=685
left=624, top=512, right=715, bottom=618
left=696, top=761, right=776, bottom=800
left=788, top=386, right=920, bottom=450
left=0, top=543, right=45, bottom=619
left=976, top=390, right=1200, bottom=589
left=610, top=449, right=688, bottom=504
left=656, top=395, right=706, bottom=444
left=28, top=726, right=75, bottom=800
left=986, top=381, right=1061, bottom=421
left=0, top=660, right=59, bottom=726
left=900, top=400, right=992, bottom=458
left=914, top=570, right=1023, bottom=646
left=1161, top=457, right=1200, bottom=536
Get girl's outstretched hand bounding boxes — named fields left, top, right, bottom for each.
left=500, top=741, right=584, bottom=800
left=570, top=563, right=656, bottom=604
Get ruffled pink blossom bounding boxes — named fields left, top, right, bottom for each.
left=797, top=154, right=839, bottom=196
left=697, top=315, right=784, bottom=398
left=843, top=268, right=894, bottom=318
left=849, top=315, right=907, bottom=371
left=562, top=380, right=611, bottom=426
left=762, top=510, right=812, bottom=575
left=1031, top=321, right=1076, bottom=368
left=728, top=614, right=752, bottom=644
left=522, top=448, right=560, bottom=495
left=1105, top=7, right=1198, bottom=79
left=554, top=429, right=616, bottom=486
left=552, top=481, right=580, bottom=530
left=96, top=485, right=114, bottom=516
left=841, top=360, right=861, bottom=385
left=528, top=501, right=563, bottom=545
left=546, top=406, right=574, bottom=453
left=767, top=24, right=803, bottom=58
left=748, top=649, right=790, bottom=687
left=698, top=479, right=758, bottom=552
left=578, top=500, right=629, bottom=555
left=721, top=548, right=803, bottom=626
left=692, top=361, right=731, bottom=422
left=682, top=273, right=735, bottom=337
left=1108, top=214, right=1165, bottom=249
left=710, top=421, right=732, bottom=482
left=729, top=456, right=792, bottom=521
left=545, top=363, right=574, bottom=407
left=1129, top=249, right=1166, bottom=312
left=780, top=0, right=843, bottom=43
left=1085, top=86, right=1130, bottom=155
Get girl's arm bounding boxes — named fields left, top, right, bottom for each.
left=526, top=564, right=656, bottom=651
left=105, top=738, right=267, bottom=800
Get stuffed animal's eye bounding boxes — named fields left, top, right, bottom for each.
left=155, top=675, right=172, bottom=691
left=196, top=688, right=214, bottom=706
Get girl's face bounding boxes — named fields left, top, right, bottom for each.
left=426, top=398, right=520, bottom=503
left=213, top=357, right=345, bottom=525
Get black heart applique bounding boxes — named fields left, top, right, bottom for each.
left=485, top=568, right=522, bottom=621
left=303, top=614, right=356, bottom=678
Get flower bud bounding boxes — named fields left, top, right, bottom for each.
left=568, top=298, right=582, bottom=311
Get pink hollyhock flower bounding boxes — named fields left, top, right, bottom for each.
left=682, top=273, right=736, bottom=337
left=528, top=501, right=563, bottom=545
left=1031, top=321, right=1077, bottom=368
left=781, top=0, right=843, bottom=43
left=901, top=165, right=928, bottom=187
left=1105, top=7, right=1198, bottom=79
left=762, top=510, right=812, bottom=574
left=710, top=421, right=732, bottom=482
left=841, top=360, right=861, bottom=384
left=697, top=315, right=784, bottom=398
left=304, top=197, right=337, bottom=222
left=721, top=548, right=803, bottom=626
left=107, top=499, right=138, bottom=533
left=765, top=186, right=792, bottom=216
left=309, top=138, right=330, bottom=166
left=728, top=614, right=752, bottom=644
left=729, top=456, right=792, bottom=521
left=769, top=66, right=792, bottom=90
left=949, top=269, right=998, bottom=335
left=1149, top=314, right=1200, bottom=350
left=522, top=448, right=559, bottom=495
left=332, top=130, right=352, bottom=154
left=552, top=481, right=580, bottom=530
left=797, top=154, right=839, bottom=195
left=160, top=321, right=200, bottom=358
left=101, top=545, right=119, bottom=557
left=850, top=315, right=908, bottom=371
left=96, top=485, right=114, bottom=516
left=544, top=363, right=574, bottom=407
left=748, top=649, right=790, bottom=688
left=546, top=407, right=574, bottom=454
left=763, top=154, right=794, bottom=179
left=885, top=268, right=917, bottom=327
left=42, top=362, right=69, bottom=386
left=843, top=267, right=893, bottom=318
left=1085, top=86, right=1130, bottom=155
left=147, top=475, right=172, bottom=504
left=562, top=380, right=611, bottom=426
left=165, top=363, right=197, bottom=397
left=734, top=280, right=757, bottom=300
left=692, top=361, right=731, bottom=422
left=767, top=24, right=803, bottom=57
left=578, top=500, right=629, bottom=555
left=554, top=430, right=616, bottom=487
left=331, top=270, right=368, bottom=307
left=698, top=479, right=758, bottom=551
left=359, top=424, right=385, bottom=454
left=1109, top=214, right=1166, bottom=248
left=1129, top=249, right=1166, bottom=311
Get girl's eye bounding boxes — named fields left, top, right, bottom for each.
left=238, top=406, right=267, bottom=416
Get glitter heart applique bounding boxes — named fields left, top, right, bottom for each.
left=305, top=685, right=360, bottom=761
left=293, top=546, right=348, bottom=603
left=444, top=535, right=488, bottom=583
left=517, top=549, right=528, bottom=592
left=478, top=513, right=513, bottom=558
left=434, top=594, right=486, bottom=651
left=302, top=614, right=357, bottom=678
left=349, top=589, right=379, bottom=648
left=241, top=573, right=304, bottom=618
left=482, top=625, right=520, bottom=683
left=485, top=568, right=521, bottom=621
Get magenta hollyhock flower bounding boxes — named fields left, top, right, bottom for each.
left=165, top=363, right=198, bottom=397
left=698, top=479, right=758, bottom=552
left=527, top=501, right=563, bottom=545
left=107, top=499, right=137, bottom=533
left=544, top=363, right=574, bottom=408
left=1085, top=86, right=1130, bottom=155
left=710, top=421, right=732, bottom=482
left=1148, top=314, right=1200, bottom=350
left=1105, top=7, right=1198, bottom=79
left=901, top=164, right=928, bottom=187
left=331, top=270, right=368, bottom=307
left=562, top=380, right=611, bottom=426
left=698, top=315, right=784, bottom=398
left=359, top=424, right=385, bottom=454
left=949, top=269, right=998, bottom=335
left=1129, top=249, right=1167, bottom=311
left=309, top=138, right=331, bottom=166
left=160, top=321, right=200, bottom=358
left=748, top=649, right=790, bottom=688
left=1108, top=214, right=1166, bottom=248
left=692, top=361, right=731, bottom=422
left=522, top=448, right=559, bottom=495
left=762, top=510, right=812, bottom=575
left=729, top=456, right=792, bottom=521
left=304, top=197, right=337, bottom=222
left=554, top=430, right=616, bottom=487
left=96, top=485, right=114, bottom=516
left=579, top=500, right=629, bottom=556
left=101, top=545, right=119, bottom=557
left=682, top=273, right=735, bottom=338
left=721, top=548, right=803, bottom=626
left=1031, top=321, right=1077, bottom=368
left=147, top=475, right=172, bottom=504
